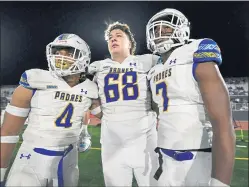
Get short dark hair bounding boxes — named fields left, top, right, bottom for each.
left=104, top=21, right=136, bottom=55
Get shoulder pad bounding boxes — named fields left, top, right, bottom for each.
left=192, top=38, right=222, bottom=65
left=152, top=54, right=161, bottom=66
left=19, top=69, right=51, bottom=89
left=88, top=61, right=101, bottom=75
left=81, top=79, right=98, bottom=99
left=135, top=54, right=160, bottom=72
left=88, top=59, right=113, bottom=74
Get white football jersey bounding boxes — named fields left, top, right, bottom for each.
left=89, top=54, right=159, bottom=121
left=19, top=69, right=98, bottom=147
left=148, top=38, right=222, bottom=150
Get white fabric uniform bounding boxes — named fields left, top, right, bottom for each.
left=148, top=38, right=222, bottom=186
left=89, top=54, right=159, bottom=186
left=6, top=69, right=98, bottom=187
left=1, top=110, right=5, bottom=125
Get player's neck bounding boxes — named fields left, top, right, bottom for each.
left=63, top=74, right=80, bottom=87
left=161, top=50, right=174, bottom=64
left=111, top=53, right=130, bottom=63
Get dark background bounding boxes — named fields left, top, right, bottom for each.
left=1, top=1, right=249, bottom=85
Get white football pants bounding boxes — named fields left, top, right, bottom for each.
left=101, top=112, right=158, bottom=187
left=151, top=148, right=212, bottom=186
left=6, top=141, right=79, bottom=187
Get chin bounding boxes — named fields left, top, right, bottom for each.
left=111, top=48, right=121, bottom=55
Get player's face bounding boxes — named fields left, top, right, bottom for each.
left=154, top=25, right=174, bottom=44
left=107, top=29, right=131, bottom=56
left=54, top=48, right=75, bottom=70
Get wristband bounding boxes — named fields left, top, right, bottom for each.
left=1, top=168, right=7, bottom=182
left=209, top=178, right=230, bottom=187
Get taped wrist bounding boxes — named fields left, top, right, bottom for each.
left=209, top=178, right=230, bottom=187
left=90, top=106, right=101, bottom=115
left=1, top=168, right=7, bottom=182
left=1, top=135, right=19, bottom=143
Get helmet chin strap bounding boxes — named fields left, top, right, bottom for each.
left=154, top=39, right=186, bottom=54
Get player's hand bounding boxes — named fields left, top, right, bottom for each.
left=78, top=137, right=92, bottom=153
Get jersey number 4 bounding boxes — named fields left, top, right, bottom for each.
left=156, top=82, right=169, bottom=112
left=104, top=72, right=139, bottom=103
left=55, top=103, right=74, bottom=128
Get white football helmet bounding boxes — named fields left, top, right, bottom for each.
left=146, top=8, right=190, bottom=54
left=46, top=34, right=91, bottom=77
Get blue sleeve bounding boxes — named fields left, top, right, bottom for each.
left=19, top=71, right=32, bottom=89
left=193, top=38, right=222, bottom=66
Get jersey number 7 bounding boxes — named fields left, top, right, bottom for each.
left=104, top=72, right=139, bottom=103
left=156, top=81, right=169, bottom=112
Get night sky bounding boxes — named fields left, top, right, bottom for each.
left=1, top=1, right=249, bottom=85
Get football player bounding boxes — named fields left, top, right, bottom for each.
left=88, top=22, right=159, bottom=186
left=0, top=34, right=101, bottom=187
left=146, top=8, right=236, bottom=186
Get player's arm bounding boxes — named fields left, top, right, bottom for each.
left=196, top=62, right=235, bottom=185
left=83, top=78, right=101, bottom=125
left=194, top=39, right=235, bottom=186
left=0, top=85, right=33, bottom=180
left=83, top=110, right=101, bottom=126
left=196, top=63, right=235, bottom=186
left=89, top=98, right=102, bottom=119
left=81, top=99, right=101, bottom=127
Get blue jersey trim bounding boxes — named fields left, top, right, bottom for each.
left=193, top=39, right=222, bottom=66
left=192, top=62, right=198, bottom=81
left=19, top=71, right=32, bottom=89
